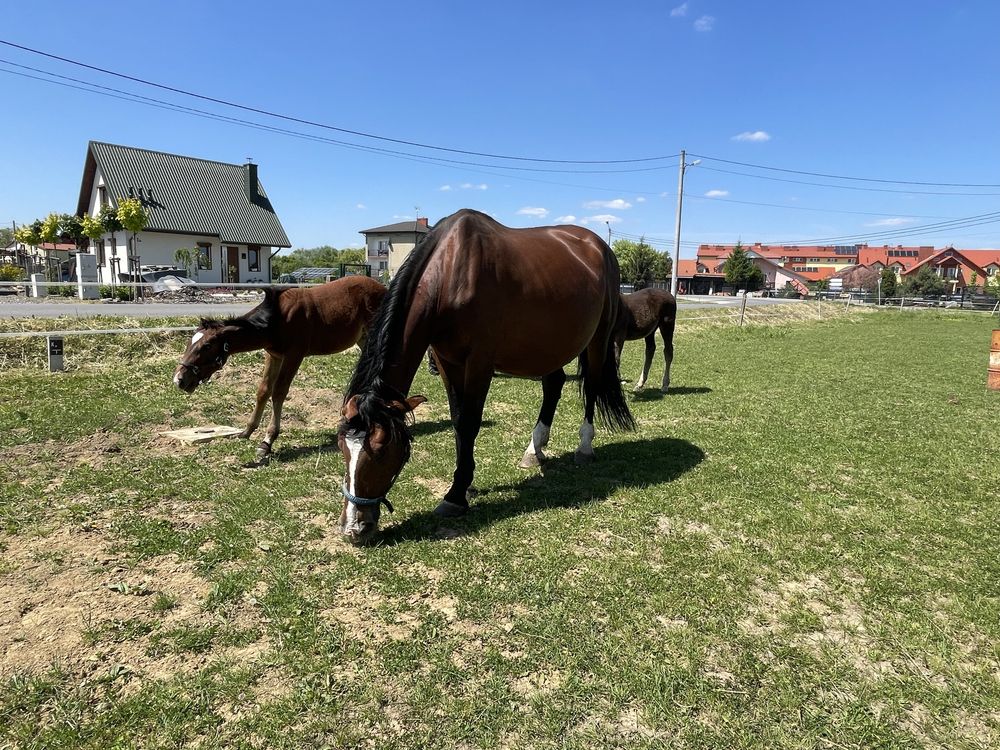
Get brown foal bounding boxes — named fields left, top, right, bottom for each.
left=174, top=275, right=386, bottom=463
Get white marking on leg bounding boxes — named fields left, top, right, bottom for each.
left=521, top=421, right=551, bottom=462
left=191, top=331, right=204, bottom=345
left=577, top=420, right=595, bottom=458
left=173, top=372, right=181, bottom=386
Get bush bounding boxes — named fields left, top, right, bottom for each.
left=0, top=264, right=26, bottom=282
left=99, top=285, right=132, bottom=301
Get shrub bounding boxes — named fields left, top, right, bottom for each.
left=99, top=285, right=132, bottom=301
left=0, top=264, right=25, bottom=282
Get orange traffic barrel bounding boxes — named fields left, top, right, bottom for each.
left=990, top=330, right=1000, bottom=390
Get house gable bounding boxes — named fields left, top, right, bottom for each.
left=77, top=141, right=291, bottom=248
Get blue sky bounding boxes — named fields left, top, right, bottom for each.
left=2, top=1, right=999, bottom=257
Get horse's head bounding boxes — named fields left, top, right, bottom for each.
left=337, top=392, right=427, bottom=545
left=173, top=320, right=232, bottom=393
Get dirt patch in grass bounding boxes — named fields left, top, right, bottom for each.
left=6, top=428, right=125, bottom=471
left=277, top=387, right=345, bottom=430
left=0, top=523, right=269, bottom=682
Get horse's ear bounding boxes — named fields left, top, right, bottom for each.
left=199, top=318, right=212, bottom=330
left=342, top=395, right=360, bottom=421
left=391, top=395, right=427, bottom=413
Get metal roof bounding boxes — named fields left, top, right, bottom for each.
left=77, top=141, right=291, bottom=247
left=359, top=220, right=431, bottom=235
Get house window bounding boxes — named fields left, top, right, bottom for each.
left=247, top=246, right=260, bottom=272
left=987, top=266, right=998, bottom=277
left=378, top=260, right=388, bottom=271
left=197, top=243, right=213, bottom=270
left=375, top=239, right=391, bottom=256
left=98, top=185, right=108, bottom=207
left=97, top=240, right=106, bottom=266
left=941, top=266, right=958, bottom=279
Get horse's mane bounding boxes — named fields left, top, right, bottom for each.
left=200, top=287, right=283, bottom=333
left=345, top=213, right=458, bottom=437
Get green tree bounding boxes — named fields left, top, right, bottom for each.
left=723, top=242, right=764, bottom=291
left=652, top=251, right=672, bottom=283
left=900, top=265, right=947, bottom=296
left=117, top=198, right=149, bottom=299
left=174, top=248, right=196, bottom=276
left=612, top=238, right=660, bottom=288
left=879, top=268, right=898, bottom=299
left=0, top=226, right=13, bottom=248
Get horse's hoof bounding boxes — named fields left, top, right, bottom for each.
left=633, top=384, right=645, bottom=393
left=238, top=430, right=253, bottom=440
left=434, top=500, right=469, bottom=517
left=574, top=450, right=596, bottom=465
left=518, top=452, right=542, bottom=469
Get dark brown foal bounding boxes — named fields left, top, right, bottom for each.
left=614, top=287, right=677, bottom=392
left=174, top=275, right=386, bottom=463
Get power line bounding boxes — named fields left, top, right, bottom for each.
left=697, top=165, right=1000, bottom=196
left=764, top=210, right=1000, bottom=246
left=0, top=38, right=678, bottom=166
left=0, top=62, right=676, bottom=175
left=690, top=152, right=1000, bottom=188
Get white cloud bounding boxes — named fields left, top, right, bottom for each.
left=704, top=189, right=729, bottom=198
left=392, top=214, right=412, bottom=220
left=732, top=130, right=772, bottom=142
left=460, top=183, right=489, bottom=190
left=636, top=196, right=647, bottom=203
left=556, top=215, right=577, bottom=223
left=694, top=15, right=715, bottom=31
left=356, top=203, right=367, bottom=209
left=584, top=198, right=633, bottom=210
left=439, top=185, right=453, bottom=191
left=670, top=2, right=688, bottom=17
left=517, top=206, right=549, bottom=218
left=585, top=214, right=622, bottom=225
left=865, top=217, right=917, bottom=227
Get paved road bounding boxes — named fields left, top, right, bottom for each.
left=0, top=294, right=805, bottom=319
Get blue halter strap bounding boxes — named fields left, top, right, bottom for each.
left=342, top=484, right=394, bottom=514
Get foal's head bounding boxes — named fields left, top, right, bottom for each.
left=173, top=320, right=232, bottom=393
left=337, top=393, right=426, bottom=545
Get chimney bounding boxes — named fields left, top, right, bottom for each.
left=245, top=163, right=258, bottom=202
left=416, top=217, right=429, bottom=227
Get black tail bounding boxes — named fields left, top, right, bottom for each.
left=577, top=342, right=637, bottom=432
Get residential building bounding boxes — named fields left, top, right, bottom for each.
left=359, top=218, right=430, bottom=277
left=900, top=247, right=1000, bottom=291
left=76, top=141, right=291, bottom=284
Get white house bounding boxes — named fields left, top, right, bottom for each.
left=76, top=141, right=291, bottom=284
left=359, top=218, right=430, bottom=277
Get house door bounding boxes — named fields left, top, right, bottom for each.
left=226, top=246, right=240, bottom=283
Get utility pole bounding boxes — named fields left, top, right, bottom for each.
left=670, top=150, right=701, bottom=297
left=671, top=150, right=686, bottom=297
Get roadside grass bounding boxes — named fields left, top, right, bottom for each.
left=0, top=307, right=998, bottom=749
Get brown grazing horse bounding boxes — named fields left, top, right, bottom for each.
left=614, top=287, right=677, bottom=392
left=174, top=275, right=386, bottom=463
left=336, top=209, right=635, bottom=545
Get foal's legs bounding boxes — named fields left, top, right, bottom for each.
left=240, top=353, right=282, bottom=439
left=518, top=368, right=567, bottom=468
left=635, top=334, right=656, bottom=391
left=255, top=355, right=303, bottom=464
left=436, top=360, right=492, bottom=517
left=659, top=315, right=676, bottom=392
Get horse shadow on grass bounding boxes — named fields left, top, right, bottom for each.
left=377, top=435, right=705, bottom=546
left=631, top=385, right=713, bottom=402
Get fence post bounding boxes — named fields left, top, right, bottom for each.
left=47, top=335, right=64, bottom=372
left=739, top=293, right=748, bottom=326
left=900, top=296, right=905, bottom=311
left=845, top=294, right=851, bottom=310
left=817, top=294, right=822, bottom=319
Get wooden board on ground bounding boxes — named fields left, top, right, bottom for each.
left=159, top=425, right=243, bottom=443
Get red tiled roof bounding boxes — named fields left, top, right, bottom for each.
left=792, top=267, right=838, bottom=281
left=901, top=247, right=988, bottom=277
left=960, top=250, right=1000, bottom=268
left=676, top=259, right=699, bottom=277
left=698, top=244, right=859, bottom=260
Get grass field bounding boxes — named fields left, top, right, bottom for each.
left=1, top=307, right=998, bottom=749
